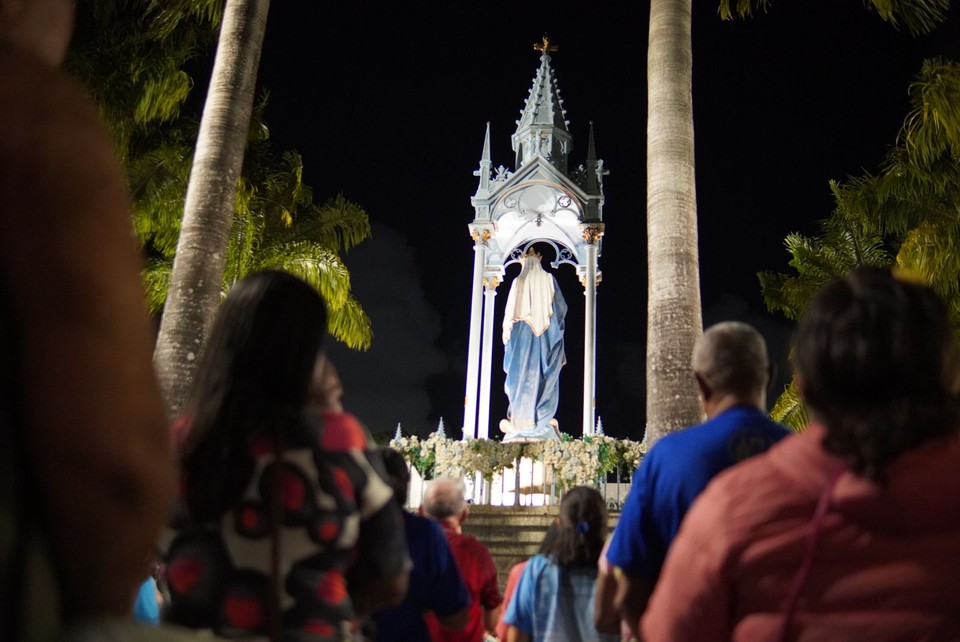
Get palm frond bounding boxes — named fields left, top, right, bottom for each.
left=129, top=142, right=193, bottom=256
left=254, top=242, right=353, bottom=309
left=717, top=0, right=773, bottom=21
left=273, top=194, right=372, bottom=252
left=719, top=1, right=950, bottom=35
left=760, top=220, right=891, bottom=320
left=142, top=257, right=173, bottom=314
left=896, top=219, right=960, bottom=298
left=900, top=59, right=960, bottom=164
left=144, top=0, right=222, bottom=40
left=327, top=296, right=373, bottom=350
left=769, top=381, right=808, bottom=431
left=865, top=0, right=950, bottom=36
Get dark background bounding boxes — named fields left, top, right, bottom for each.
left=251, top=2, right=960, bottom=441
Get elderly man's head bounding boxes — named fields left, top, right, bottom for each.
left=692, top=321, right=771, bottom=414
left=421, top=477, right=468, bottom=525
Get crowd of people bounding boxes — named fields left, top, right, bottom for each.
left=3, top=1, right=960, bottom=641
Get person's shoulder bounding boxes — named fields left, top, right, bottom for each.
left=310, top=409, right=369, bottom=452
left=506, top=559, right=528, bottom=583
left=456, top=529, right=483, bottom=546
left=528, top=553, right=553, bottom=571
left=460, top=531, right=495, bottom=556
left=405, top=510, right=444, bottom=539
left=646, top=421, right=712, bottom=459
left=695, top=444, right=792, bottom=529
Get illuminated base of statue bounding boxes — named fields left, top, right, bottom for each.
left=500, top=418, right=561, bottom=443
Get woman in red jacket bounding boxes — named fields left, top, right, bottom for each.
left=644, top=268, right=960, bottom=641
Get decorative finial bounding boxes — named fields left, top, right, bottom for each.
left=437, top=417, right=446, bottom=437
left=394, top=423, right=403, bottom=441
left=533, top=35, right=559, bottom=55
left=595, top=416, right=604, bottom=436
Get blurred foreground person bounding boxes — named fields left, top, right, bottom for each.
left=421, top=477, right=502, bottom=642
left=163, top=271, right=408, bottom=642
left=503, top=486, right=616, bottom=642
left=374, top=448, right=470, bottom=642
left=644, top=268, right=960, bottom=641
left=0, top=0, right=171, bottom=637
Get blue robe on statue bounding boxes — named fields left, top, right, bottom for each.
left=500, top=255, right=567, bottom=442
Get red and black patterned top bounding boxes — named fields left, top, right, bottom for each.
left=163, top=410, right=408, bottom=641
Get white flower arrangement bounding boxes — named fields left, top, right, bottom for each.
left=390, top=429, right=647, bottom=489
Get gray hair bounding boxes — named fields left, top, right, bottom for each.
left=422, top=477, right=467, bottom=520
left=692, top=321, right=769, bottom=398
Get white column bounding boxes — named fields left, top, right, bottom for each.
left=582, top=247, right=596, bottom=436
left=477, top=279, right=499, bottom=440
left=581, top=225, right=603, bottom=437
left=463, top=237, right=487, bottom=440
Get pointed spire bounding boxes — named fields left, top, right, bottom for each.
left=512, top=35, right=573, bottom=172
left=436, top=417, right=446, bottom=437
left=481, top=121, right=491, bottom=164
left=587, top=121, right=599, bottom=194
left=473, top=122, right=492, bottom=197
left=595, top=416, right=604, bottom=436
left=394, top=423, right=403, bottom=441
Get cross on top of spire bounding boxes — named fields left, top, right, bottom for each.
left=534, top=35, right=559, bottom=55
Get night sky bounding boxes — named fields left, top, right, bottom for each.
left=252, top=3, right=960, bottom=441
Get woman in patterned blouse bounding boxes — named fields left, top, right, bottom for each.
left=163, top=270, right=408, bottom=641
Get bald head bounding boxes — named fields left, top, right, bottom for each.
left=422, top=477, right=467, bottom=523
left=692, top=322, right=770, bottom=411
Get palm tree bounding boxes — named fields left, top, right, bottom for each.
left=152, top=0, right=271, bottom=416
left=68, top=2, right=373, bottom=354
left=759, top=212, right=893, bottom=322
left=761, top=59, right=960, bottom=427
left=68, top=2, right=372, bottom=417
left=65, top=0, right=221, bottom=160
left=645, top=0, right=704, bottom=443
left=138, top=143, right=373, bottom=348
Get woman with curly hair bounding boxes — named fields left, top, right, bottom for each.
left=644, top=268, right=960, bottom=641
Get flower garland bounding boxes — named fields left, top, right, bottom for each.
left=390, top=431, right=647, bottom=489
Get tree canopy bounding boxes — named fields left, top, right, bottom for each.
left=761, top=59, right=960, bottom=426
left=65, top=1, right=372, bottom=350
left=718, top=0, right=951, bottom=36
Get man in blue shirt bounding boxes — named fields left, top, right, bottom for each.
left=598, top=322, right=790, bottom=640
left=374, top=449, right=471, bottom=642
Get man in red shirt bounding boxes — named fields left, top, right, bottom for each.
left=421, top=477, right=502, bottom=642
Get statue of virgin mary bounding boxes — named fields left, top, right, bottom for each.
left=499, top=251, right=566, bottom=442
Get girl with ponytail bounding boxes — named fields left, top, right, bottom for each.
left=503, top=486, right=618, bottom=642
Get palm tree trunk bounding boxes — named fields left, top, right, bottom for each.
left=645, top=0, right=704, bottom=443
left=153, top=0, right=270, bottom=418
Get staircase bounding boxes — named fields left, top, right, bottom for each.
left=461, top=505, right=620, bottom=592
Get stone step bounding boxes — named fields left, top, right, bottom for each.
left=460, top=506, right=621, bottom=592
left=464, top=512, right=620, bottom=532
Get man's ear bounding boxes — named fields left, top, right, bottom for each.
left=695, top=373, right=712, bottom=402
left=766, top=363, right=778, bottom=393
left=418, top=506, right=425, bottom=516
left=459, top=508, right=469, bottom=525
